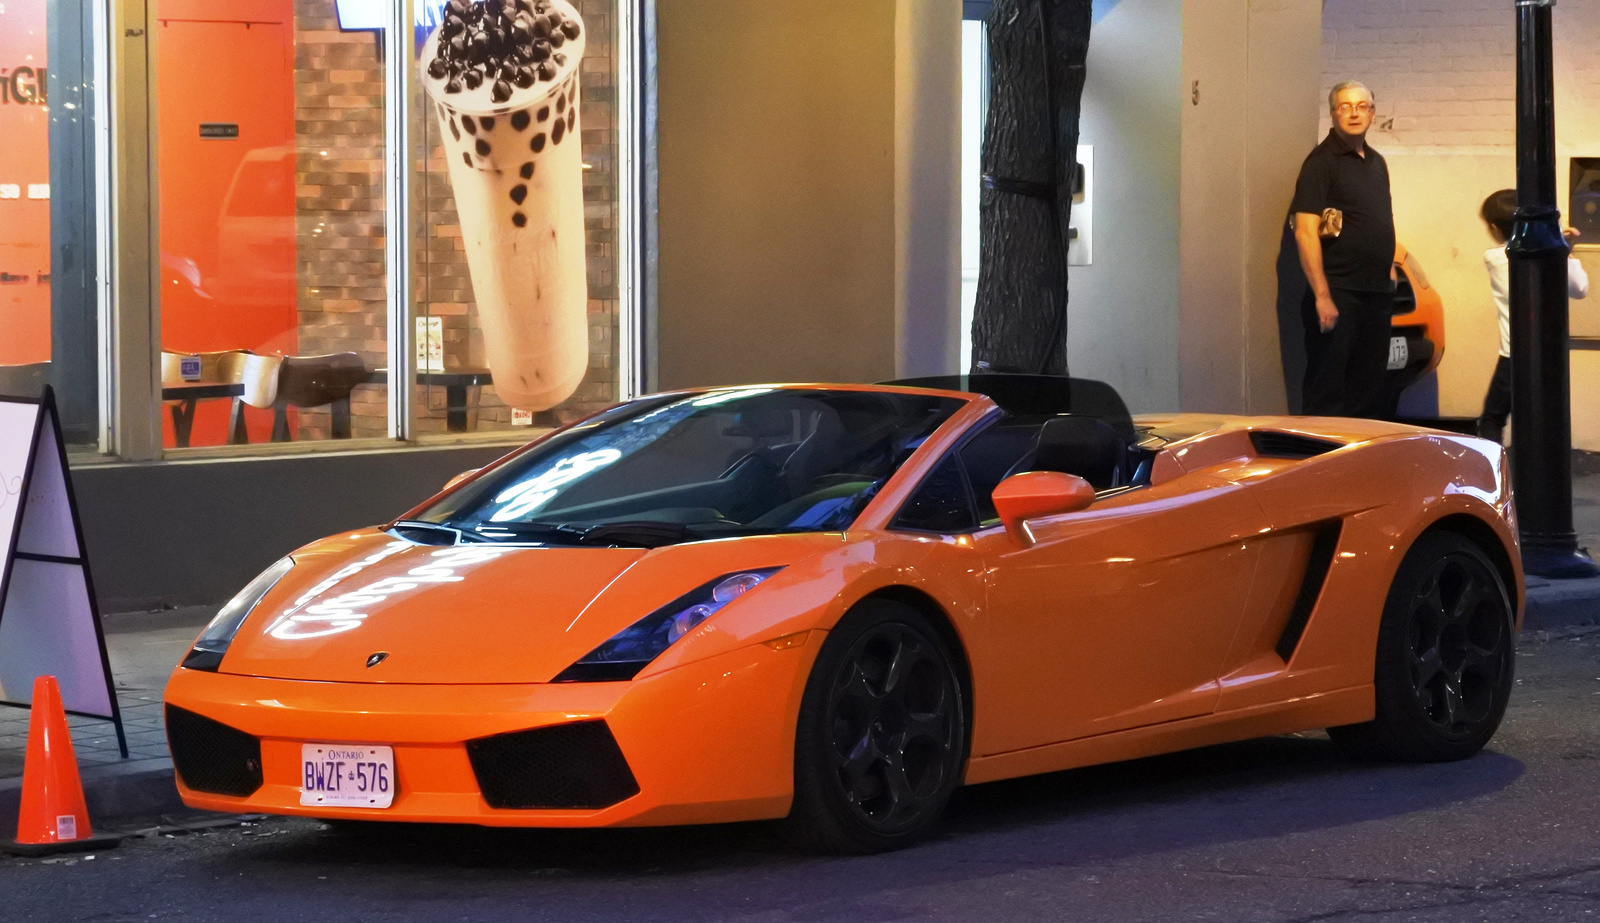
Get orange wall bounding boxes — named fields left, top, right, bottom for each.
left=0, top=0, right=51, bottom=365
left=156, top=0, right=297, bottom=445
left=156, top=0, right=297, bottom=354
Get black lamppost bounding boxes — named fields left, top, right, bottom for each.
left=1508, top=0, right=1599, bottom=577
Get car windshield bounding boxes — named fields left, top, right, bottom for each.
left=410, top=388, right=967, bottom=547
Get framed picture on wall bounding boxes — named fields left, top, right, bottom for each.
left=1573, top=158, right=1600, bottom=246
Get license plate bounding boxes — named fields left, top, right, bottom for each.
left=300, top=744, right=395, bottom=808
left=1387, top=336, right=1409, bottom=371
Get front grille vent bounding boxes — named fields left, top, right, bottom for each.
left=466, top=720, right=640, bottom=810
left=165, top=705, right=263, bottom=797
left=1251, top=431, right=1344, bottom=459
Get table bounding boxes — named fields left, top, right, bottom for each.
left=366, top=368, right=494, bottom=433
left=160, top=381, right=246, bottom=447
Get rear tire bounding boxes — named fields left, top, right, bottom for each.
left=1329, top=531, right=1515, bottom=762
left=782, top=599, right=968, bottom=853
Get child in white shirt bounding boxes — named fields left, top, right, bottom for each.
left=1476, top=188, right=1590, bottom=443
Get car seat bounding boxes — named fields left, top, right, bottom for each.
left=1028, top=416, right=1128, bottom=491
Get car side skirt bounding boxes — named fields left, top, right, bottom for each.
left=964, top=684, right=1372, bottom=786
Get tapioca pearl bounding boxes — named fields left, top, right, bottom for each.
left=510, top=184, right=527, bottom=205
left=553, top=51, right=567, bottom=67
left=560, top=19, right=579, bottom=40
left=551, top=119, right=564, bottom=144
left=537, top=60, right=556, bottom=81
left=437, top=102, right=447, bottom=121
left=556, top=94, right=566, bottom=115
left=491, top=79, right=513, bottom=103
left=519, top=162, right=534, bottom=179
left=449, top=116, right=460, bottom=141
left=511, top=110, right=530, bottom=131
left=462, top=115, right=477, bottom=135
left=566, top=109, right=575, bottom=132
left=530, top=133, right=546, bottom=152
left=538, top=106, right=550, bottom=123
left=512, top=212, right=527, bottom=228
left=476, top=138, right=492, bottom=156
left=480, top=116, right=496, bottom=131
left=462, top=151, right=472, bottom=168
left=515, top=66, right=536, bottom=89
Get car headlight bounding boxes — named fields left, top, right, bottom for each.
left=181, top=557, right=295, bottom=672
left=552, top=568, right=782, bottom=683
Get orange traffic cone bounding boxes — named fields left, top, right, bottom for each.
left=7, top=676, right=118, bottom=855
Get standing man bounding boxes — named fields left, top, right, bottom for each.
left=1291, top=81, right=1397, bottom=418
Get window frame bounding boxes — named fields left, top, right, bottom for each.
left=91, top=0, right=645, bottom=463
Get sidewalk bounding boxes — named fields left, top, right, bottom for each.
left=0, top=476, right=1598, bottom=835
left=0, top=606, right=212, bottom=836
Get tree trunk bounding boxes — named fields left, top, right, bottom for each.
left=971, top=0, right=1092, bottom=375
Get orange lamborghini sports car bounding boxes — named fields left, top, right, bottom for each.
left=164, top=375, right=1523, bottom=852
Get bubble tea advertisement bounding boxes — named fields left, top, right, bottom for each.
left=420, top=0, right=588, bottom=412
left=0, top=0, right=50, bottom=367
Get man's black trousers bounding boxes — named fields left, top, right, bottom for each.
left=1301, top=287, right=1393, bottom=418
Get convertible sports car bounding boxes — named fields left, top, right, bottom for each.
left=164, top=375, right=1522, bottom=852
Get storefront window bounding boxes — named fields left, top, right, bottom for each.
left=154, top=0, right=388, bottom=448
left=0, top=0, right=101, bottom=447
left=410, top=0, right=621, bottom=438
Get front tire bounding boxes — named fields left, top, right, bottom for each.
left=782, top=599, right=968, bottom=853
left=1329, top=530, right=1515, bottom=762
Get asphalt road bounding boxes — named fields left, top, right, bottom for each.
left=4, top=631, right=1600, bottom=923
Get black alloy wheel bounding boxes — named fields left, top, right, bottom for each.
left=784, top=599, right=967, bottom=853
left=1330, top=530, right=1515, bottom=762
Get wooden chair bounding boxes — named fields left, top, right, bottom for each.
left=271, top=352, right=369, bottom=440
left=0, top=361, right=50, bottom=399
left=217, top=351, right=283, bottom=444
left=162, top=350, right=279, bottom=446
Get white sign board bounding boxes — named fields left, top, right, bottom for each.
left=0, top=389, right=123, bottom=749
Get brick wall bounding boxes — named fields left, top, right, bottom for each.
left=294, top=0, right=620, bottom=440
left=1321, top=0, right=1600, bottom=431
left=293, top=0, right=388, bottom=439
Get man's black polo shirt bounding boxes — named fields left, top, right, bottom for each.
left=1290, top=129, right=1396, bottom=294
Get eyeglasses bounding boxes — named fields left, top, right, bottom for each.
left=1334, top=102, right=1374, bottom=115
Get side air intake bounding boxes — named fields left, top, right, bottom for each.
left=1251, top=431, right=1344, bottom=460
left=1275, top=522, right=1344, bottom=661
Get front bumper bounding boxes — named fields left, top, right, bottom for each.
left=162, top=633, right=823, bottom=827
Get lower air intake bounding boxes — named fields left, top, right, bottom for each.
left=466, top=720, right=640, bottom=810
left=165, top=705, right=263, bottom=797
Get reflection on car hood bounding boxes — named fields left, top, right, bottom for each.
left=218, top=530, right=829, bottom=684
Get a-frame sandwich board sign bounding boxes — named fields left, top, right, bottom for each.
left=0, top=385, right=125, bottom=757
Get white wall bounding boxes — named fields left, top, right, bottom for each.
left=894, top=0, right=963, bottom=379
left=1178, top=0, right=1323, bottom=414
left=1324, top=0, right=1600, bottom=442
left=1065, top=0, right=1184, bottom=413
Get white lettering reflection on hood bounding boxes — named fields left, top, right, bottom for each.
left=266, top=545, right=509, bottom=640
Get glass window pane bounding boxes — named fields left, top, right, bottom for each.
left=893, top=454, right=978, bottom=534
left=411, top=0, right=618, bottom=438
left=154, top=0, right=387, bottom=449
left=960, top=419, right=1043, bottom=525
left=0, top=0, right=101, bottom=447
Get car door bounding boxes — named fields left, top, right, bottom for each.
left=972, top=472, right=1267, bottom=756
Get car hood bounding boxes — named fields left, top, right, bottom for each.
left=218, top=530, right=833, bottom=684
